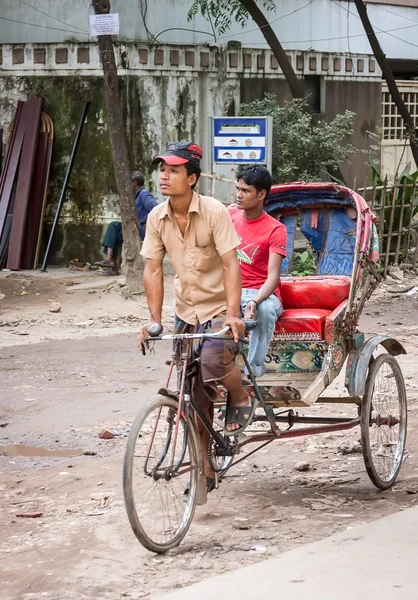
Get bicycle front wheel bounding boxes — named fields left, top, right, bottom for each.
left=123, top=395, right=201, bottom=553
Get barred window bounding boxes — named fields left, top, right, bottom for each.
left=382, top=88, right=418, bottom=140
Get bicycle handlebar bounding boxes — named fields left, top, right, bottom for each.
left=145, top=319, right=257, bottom=343
left=158, top=325, right=231, bottom=341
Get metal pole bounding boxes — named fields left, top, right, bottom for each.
left=41, top=101, right=89, bottom=272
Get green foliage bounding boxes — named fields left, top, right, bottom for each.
left=239, top=94, right=356, bottom=182
left=291, top=249, right=316, bottom=276
left=187, top=0, right=275, bottom=36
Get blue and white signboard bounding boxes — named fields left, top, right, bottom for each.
left=210, top=116, right=273, bottom=171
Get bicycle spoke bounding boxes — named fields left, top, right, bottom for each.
left=124, top=396, right=199, bottom=551
left=362, top=355, right=407, bottom=489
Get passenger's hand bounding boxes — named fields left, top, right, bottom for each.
left=244, top=300, right=257, bottom=321
left=224, top=315, right=245, bottom=343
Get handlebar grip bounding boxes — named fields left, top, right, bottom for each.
left=147, top=323, right=163, bottom=338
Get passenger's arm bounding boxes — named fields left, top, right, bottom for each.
left=220, top=248, right=245, bottom=342
left=244, top=253, right=282, bottom=320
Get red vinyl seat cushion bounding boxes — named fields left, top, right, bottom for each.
left=280, top=276, right=350, bottom=311
left=275, top=308, right=331, bottom=338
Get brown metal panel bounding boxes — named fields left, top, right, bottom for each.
left=0, top=102, right=23, bottom=213
left=0, top=179, right=17, bottom=268
left=21, top=131, right=49, bottom=269
left=7, top=97, right=43, bottom=270
left=0, top=117, right=25, bottom=240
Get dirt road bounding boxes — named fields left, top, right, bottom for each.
left=1, top=271, right=418, bottom=599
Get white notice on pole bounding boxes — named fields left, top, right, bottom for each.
left=89, top=13, right=120, bottom=37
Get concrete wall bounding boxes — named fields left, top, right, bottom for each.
left=321, top=79, right=382, bottom=185
left=1, top=0, right=418, bottom=59
left=0, top=43, right=382, bottom=264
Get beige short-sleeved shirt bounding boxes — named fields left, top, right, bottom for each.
left=141, top=192, right=240, bottom=325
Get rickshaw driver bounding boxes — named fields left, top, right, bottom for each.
left=229, top=165, right=287, bottom=376
left=138, top=142, right=257, bottom=490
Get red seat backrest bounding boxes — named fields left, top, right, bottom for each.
left=281, top=276, right=351, bottom=311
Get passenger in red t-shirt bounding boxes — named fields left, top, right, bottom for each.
left=228, top=166, right=287, bottom=377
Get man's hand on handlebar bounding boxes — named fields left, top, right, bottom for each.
left=224, top=314, right=245, bottom=343
left=137, top=322, right=163, bottom=355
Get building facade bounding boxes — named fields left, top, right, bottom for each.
left=1, top=0, right=416, bottom=262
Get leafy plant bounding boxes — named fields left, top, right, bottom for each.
left=187, top=0, right=275, bottom=36
left=291, top=249, right=316, bottom=276
left=239, top=94, right=356, bottom=182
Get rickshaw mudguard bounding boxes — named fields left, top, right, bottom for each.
left=158, top=388, right=179, bottom=402
left=346, top=335, right=407, bottom=397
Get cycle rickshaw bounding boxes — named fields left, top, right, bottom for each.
left=123, top=182, right=407, bottom=553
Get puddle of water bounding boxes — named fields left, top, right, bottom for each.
left=0, top=444, right=83, bottom=458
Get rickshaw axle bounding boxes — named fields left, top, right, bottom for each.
left=253, top=414, right=357, bottom=426
left=238, top=417, right=361, bottom=449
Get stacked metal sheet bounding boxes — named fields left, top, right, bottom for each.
left=0, top=98, right=54, bottom=270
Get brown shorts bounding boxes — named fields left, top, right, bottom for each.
left=174, top=312, right=237, bottom=383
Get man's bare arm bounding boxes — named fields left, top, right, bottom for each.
left=143, top=258, right=164, bottom=323
left=138, top=258, right=164, bottom=351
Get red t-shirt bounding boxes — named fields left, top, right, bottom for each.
left=228, top=204, right=287, bottom=299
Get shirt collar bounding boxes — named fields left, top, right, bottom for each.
left=159, top=192, right=201, bottom=220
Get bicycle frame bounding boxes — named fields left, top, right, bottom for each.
left=144, top=328, right=362, bottom=480
left=147, top=327, right=273, bottom=472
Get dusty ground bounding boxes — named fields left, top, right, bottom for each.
left=1, top=269, right=418, bottom=600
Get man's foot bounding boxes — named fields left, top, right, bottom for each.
left=95, top=259, right=115, bottom=267
left=225, top=396, right=257, bottom=435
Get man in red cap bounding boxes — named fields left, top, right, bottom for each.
left=138, top=141, right=255, bottom=498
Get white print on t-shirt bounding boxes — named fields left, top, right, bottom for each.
left=236, top=237, right=259, bottom=265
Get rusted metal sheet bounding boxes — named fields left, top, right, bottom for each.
left=7, top=97, right=43, bottom=270
left=21, top=131, right=49, bottom=269
left=0, top=127, right=24, bottom=241
left=0, top=101, right=24, bottom=241
left=0, top=179, right=17, bottom=268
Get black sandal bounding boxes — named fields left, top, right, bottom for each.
left=225, top=398, right=258, bottom=437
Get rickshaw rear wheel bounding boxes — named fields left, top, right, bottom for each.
left=360, top=354, right=407, bottom=490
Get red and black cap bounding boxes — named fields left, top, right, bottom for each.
left=152, top=141, right=203, bottom=168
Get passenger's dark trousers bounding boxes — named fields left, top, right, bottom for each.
left=102, top=221, right=123, bottom=257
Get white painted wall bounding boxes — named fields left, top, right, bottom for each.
left=2, top=0, right=418, bottom=59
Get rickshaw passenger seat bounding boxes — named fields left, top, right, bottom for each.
left=275, top=276, right=350, bottom=340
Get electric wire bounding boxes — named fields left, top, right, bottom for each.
left=153, top=0, right=315, bottom=43
left=0, top=15, right=90, bottom=36
left=331, top=0, right=418, bottom=50
left=16, top=0, right=88, bottom=33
